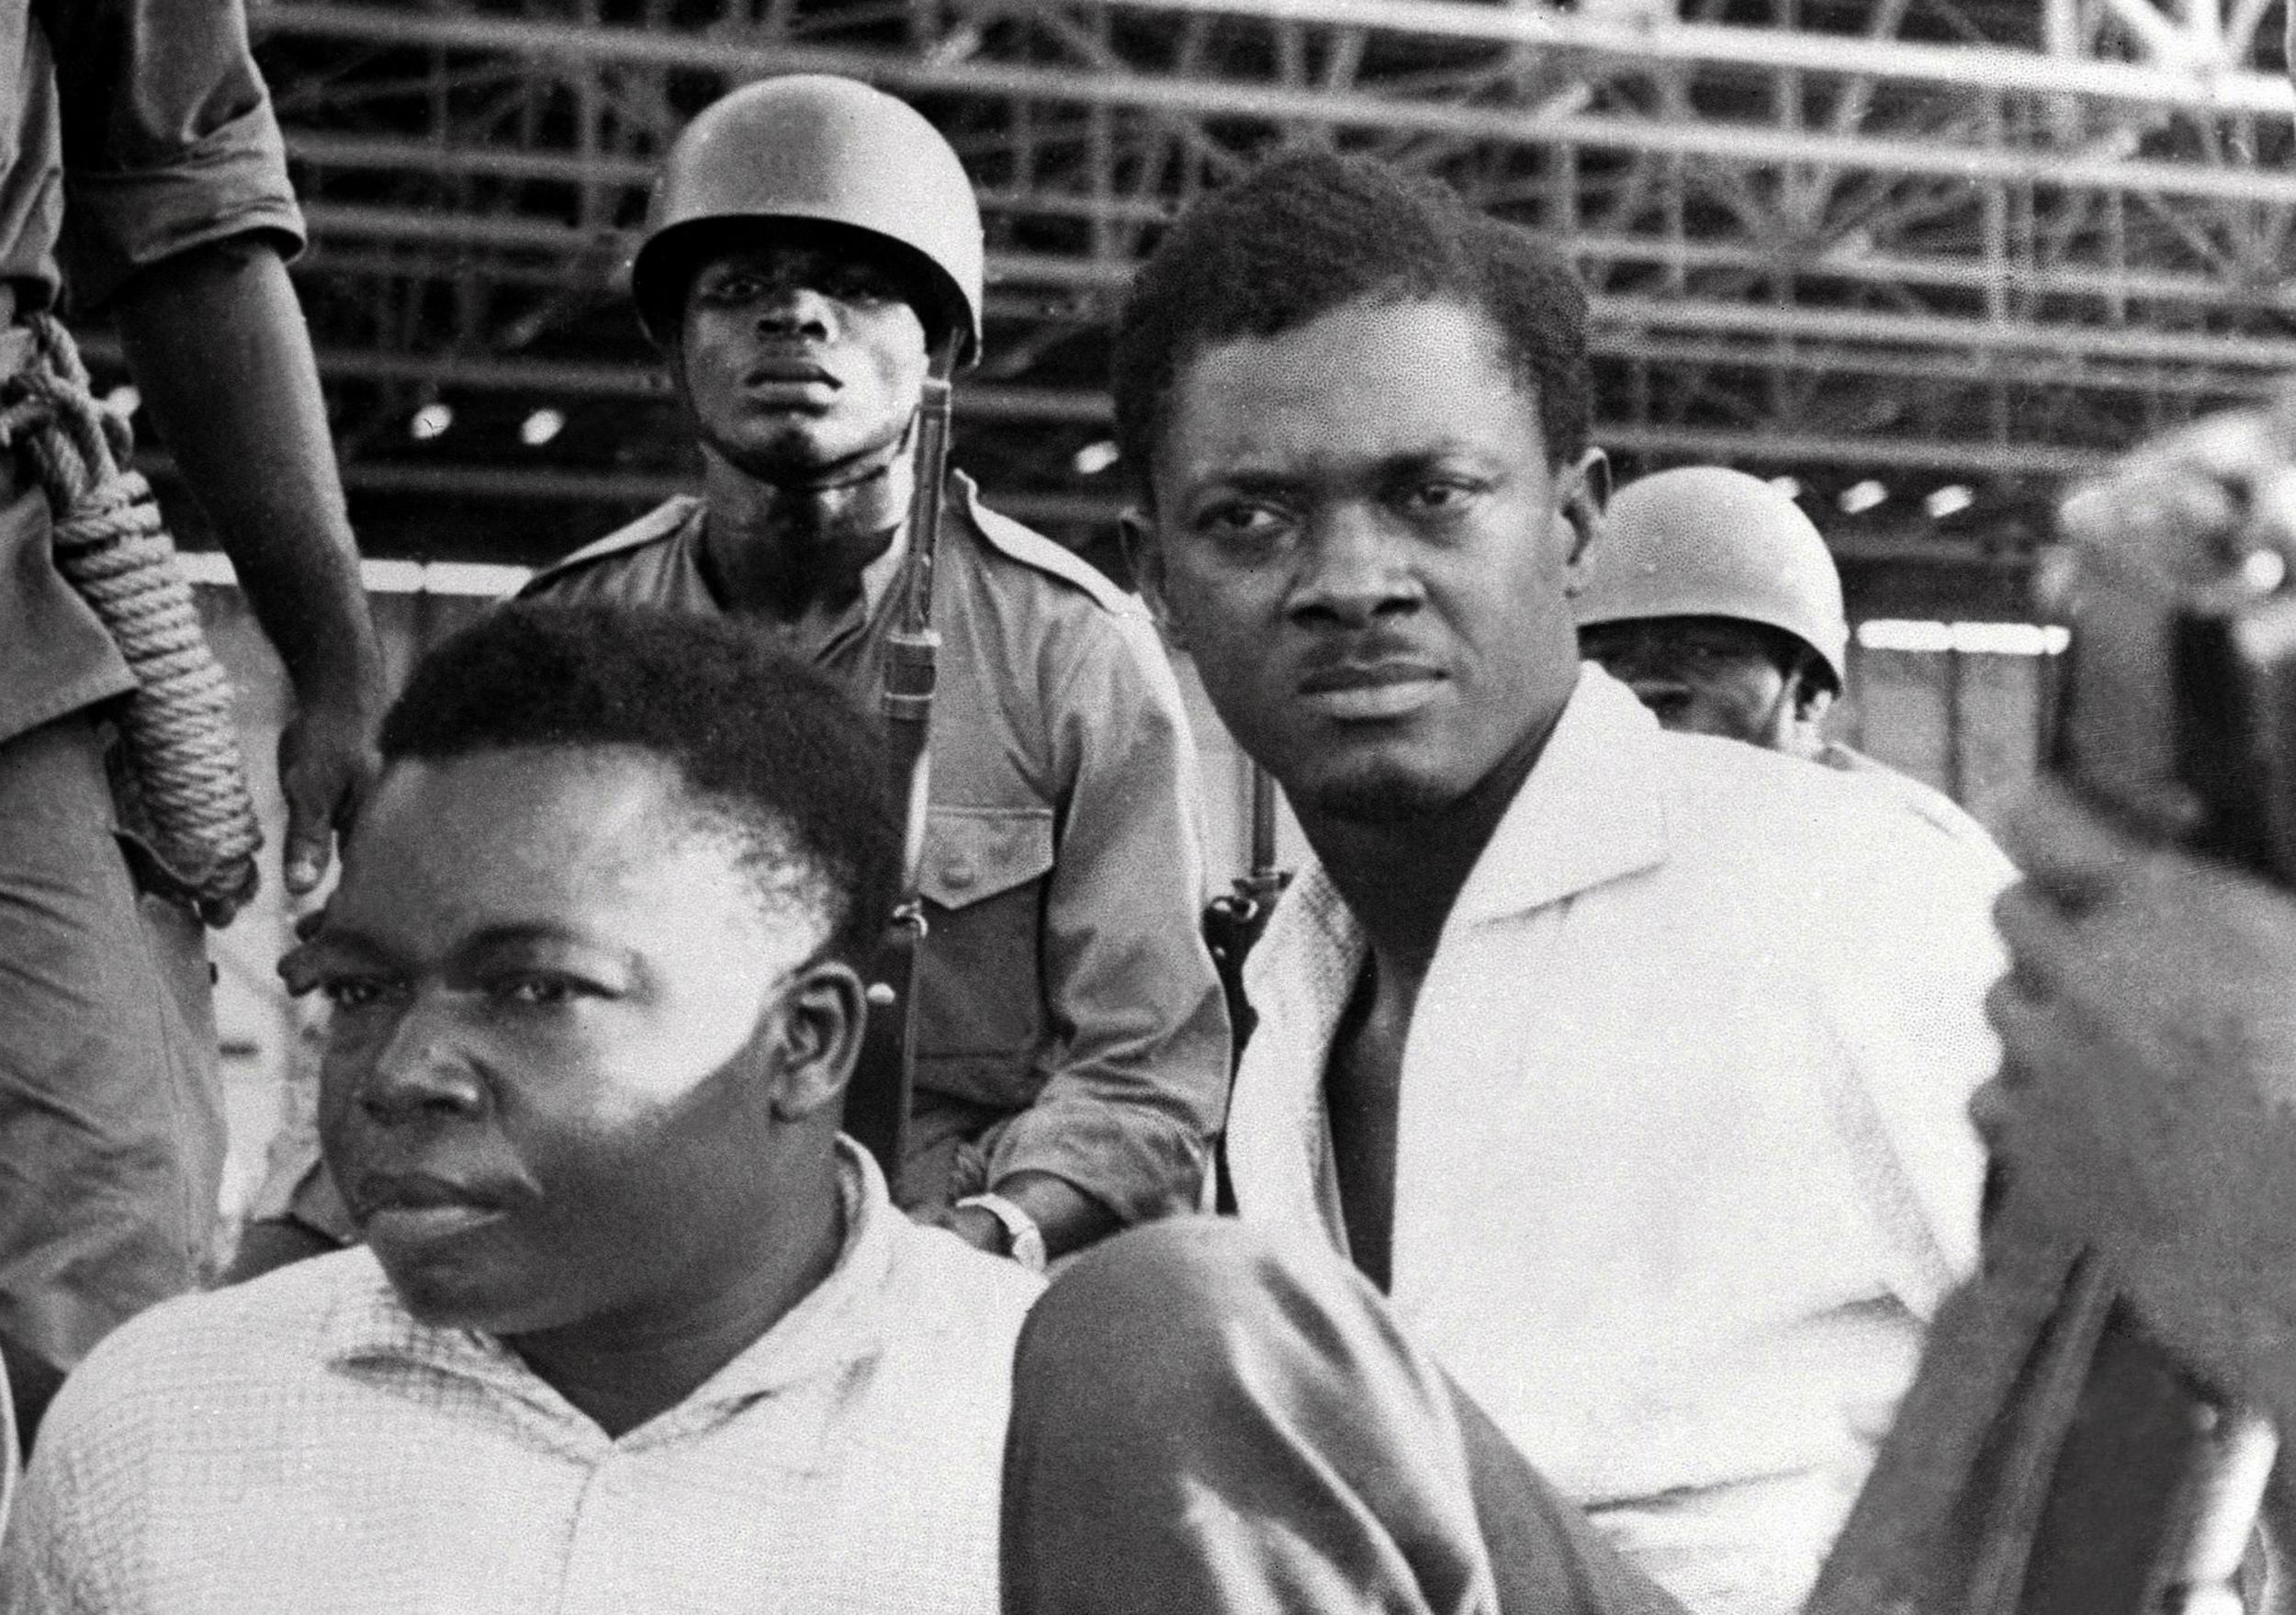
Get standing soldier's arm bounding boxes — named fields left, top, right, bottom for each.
left=46, top=0, right=383, bottom=894
left=966, top=608, right=1231, bottom=1258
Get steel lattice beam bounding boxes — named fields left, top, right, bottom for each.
left=173, top=0, right=2296, bottom=568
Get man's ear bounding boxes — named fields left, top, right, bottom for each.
left=767, top=959, right=868, bottom=1124
left=659, top=331, right=693, bottom=412
left=1559, top=446, right=1610, bottom=594
left=1120, top=505, right=1186, bottom=649
left=1794, top=673, right=1838, bottom=727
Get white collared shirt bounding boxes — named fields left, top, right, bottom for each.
left=1228, top=667, right=2011, bottom=1615
left=3, top=1143, right=1041, bottom=1615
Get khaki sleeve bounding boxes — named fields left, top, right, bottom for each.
left=983, top=607, right=1233, bottom=1223
left=39, top=0, right=306, bottom=310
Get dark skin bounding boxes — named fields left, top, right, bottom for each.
left=231, top=235, right=1115, bottom=1278
left=109, top=238, right=385, bottom=901
left=673, top=244, right=927, bottom=649
left=9, top=237, right=385, bottom=1444
left=1315, top=716, right=1559, bottom=1289
left=1128, top=299, right=1604, bottom=1283
left=1577, top=616, right=1831, bottom=758
left=670, top=236, right=1113, bottom=1261
left=295, top=747, right=861, bottom=1436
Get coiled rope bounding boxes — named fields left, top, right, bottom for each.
left=0, top=313, right=261, bottom=922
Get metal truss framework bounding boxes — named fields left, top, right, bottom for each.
left=141, top=0, right=2295, bottom=579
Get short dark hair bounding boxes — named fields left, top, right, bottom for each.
left=1111, top=149, right=1591, bottom=489
left=379, top=602, right=900, bottom=968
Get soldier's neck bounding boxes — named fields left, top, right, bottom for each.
left=697, top=444, right=912, bottom=621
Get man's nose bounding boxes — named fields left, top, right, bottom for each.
left=357, top=998, right=487, bottom=1125
left=1623, top=676, right=1695, bottom=727
left=1291, top=507, right=1422, bottom=626
left=754, top=284, right=836, bottom=340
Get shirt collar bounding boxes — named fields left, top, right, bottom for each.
left=321, top=1139, right=903, bottom=1451
left=1256, top=663, right=1671, bottom=967
left=659, top=500, right=914, bottom=628
left=1232, top=665, right=1674, bottom=1243
left=1444, top=662, right=1670, bottom=931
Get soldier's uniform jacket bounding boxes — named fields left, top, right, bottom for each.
left=524, top=473, right=1231, bottom=1224
left=0, top=0, right=304, bottom=749
left=0, top=0, right=302, bottom=1394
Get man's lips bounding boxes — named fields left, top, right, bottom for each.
left=744, top=361, right=838, bottom=389
left=352, top=1172, right=523, bottom=1243
left=1297, top=660, right=1446, bottom=720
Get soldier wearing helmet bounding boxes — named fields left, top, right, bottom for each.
left=241, top=77, right=1228, bottom=1276
left=1575, top=466, right=2000, bottom=851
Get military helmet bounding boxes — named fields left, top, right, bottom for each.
left=630, top=74, right=985, bottom=363
left=1574, top=465, right=1850, bottom=691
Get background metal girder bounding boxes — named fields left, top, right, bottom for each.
left=106, top=0, right=2292, bottom=601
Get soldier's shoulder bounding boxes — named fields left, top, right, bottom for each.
left=1818, top=743, right=2013, bottom=872
left=1655, top=728, right=2010, bottom=893
left=954, top=478, right=1138, bottom=618
left=521, top=496, right=702, bottom=596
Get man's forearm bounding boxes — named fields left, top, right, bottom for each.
left=958, top=1170, right=1119, bottom=1261
left=108, top=239, right=380, bottom=706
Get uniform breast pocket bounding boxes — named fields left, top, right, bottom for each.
left=913, top=805, right=1057, bottom=1106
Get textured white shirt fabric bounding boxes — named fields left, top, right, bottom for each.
left=1227, top=666, right=2012, bottom=1615
left=0, top=1142, right=1041, bottom=1615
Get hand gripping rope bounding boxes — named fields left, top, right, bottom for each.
left=0, top=313, right=261, bottom=924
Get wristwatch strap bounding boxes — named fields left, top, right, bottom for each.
left=954, top=1191, right=1048, bottom=1273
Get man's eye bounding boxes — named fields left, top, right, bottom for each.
left=1196, top=503, right=1288, bottom=544
left=495, top=975, right=585, bottom=1008
left=823, top=270, right=898, bottom=304
left=319, top=977, right=398, bottom=1011
left=702, top=275, right=762, bottom=304
left=1403, top=480, right=1481, bottom=514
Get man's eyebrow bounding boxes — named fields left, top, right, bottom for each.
left=287, top=931, right=384, bottom=968
left=278, top=930, right=385, bottom=995
left=461, top=922, right=587, bottom=951
left=1376, top=444, right=1495, bottom=474
left=1192, top=446, right=1492, bottom=491
left=1186, top=466, right=1299, bottom=496
left=457, top=924, right=643, bottom=971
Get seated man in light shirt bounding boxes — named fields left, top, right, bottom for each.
left=1090, top=149, right=2010, bottom=1614
left=0, top=603, right=1040, bottom=1613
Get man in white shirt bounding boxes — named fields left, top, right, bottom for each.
left=1102, top=150, right=2009, bottom=1614
left=0, top=602, right=1041, bottom=1613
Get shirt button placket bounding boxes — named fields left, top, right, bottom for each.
left=556, top=1452, right=636, bottom=1615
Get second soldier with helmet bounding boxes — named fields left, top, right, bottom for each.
left=1576, top=465, right=2002, bottom=852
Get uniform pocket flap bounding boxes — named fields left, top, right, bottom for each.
left=918, top=806, right=1055, bottom=909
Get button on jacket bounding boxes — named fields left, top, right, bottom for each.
left=1, top=1143, right=1042, bottom=1615
left=1227, top=667, right=2010, bottom=1615
left=521, top=475, right=1232, bottom=1223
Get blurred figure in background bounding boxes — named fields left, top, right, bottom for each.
left=1983, top=395, right=2296, bottom=1430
